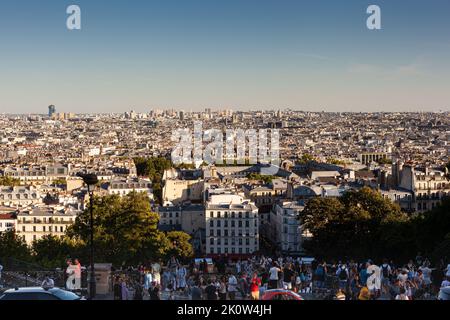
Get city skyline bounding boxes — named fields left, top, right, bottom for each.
left=1, top=0, right=450, bottom=113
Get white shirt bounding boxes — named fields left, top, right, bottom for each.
left=269, top=267, right=280, bottom=280
left=228, top=275, right=238, bottom=292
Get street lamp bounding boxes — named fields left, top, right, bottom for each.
left=79, top=173, right=98, bottom=300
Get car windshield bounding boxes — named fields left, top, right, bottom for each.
left=50, top=289, right=81, bottom=300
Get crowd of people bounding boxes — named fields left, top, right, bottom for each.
left=111, top=254, right=450, bottom=300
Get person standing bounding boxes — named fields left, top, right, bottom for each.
left=250, top=272, right=262, bottom=300
left=381, top=259, right=392, bottom=295
left=150, top=283, right=161, bottom=300
left=151, top=261, right=161, bottom=286
left=218, top=276, right=227, bottom=300
left=283, top=263, right=295, bottom=290
left=121, top=277, right=129, bottom=300
left=314, top=261, right=327, bottom=289
left=336, top=263, right=349, bottom=291
left=65, top=259, right=75, bottom=291
left=268, top=263, right=281, bottom=289
left=144, top=268, right=153, bottom=291
left=205, top=280, right=218, bottom=300
left=176, top=265, right=187, bottom=292
left=113, top=276, right=121, bottom=300
left=190, top=281, right=203, bottom=300
left=73, top=259, right=82, bottom=291
left=238, top=272, right=249, bottom=299
left=227, top=273, right=238, bottom=300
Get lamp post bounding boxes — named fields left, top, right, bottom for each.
left=80, top=173, right=98, bottom=300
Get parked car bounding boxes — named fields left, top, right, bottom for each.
left=0, top=287, right=82, bottom=300
left=261, top=289, right=304, bottom=301
left=438, top=286, right=450, bottom=301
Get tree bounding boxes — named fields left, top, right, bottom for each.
left=377, top=157, right=392, bottom=165
left=0, top=176, right=21, bottom=187
left=52, top=178, right=67, bottom=187
left=246, top=173, right=275, bottom=184
left=0, top=230, right=31, bottom=261
left=134, top=157, right=172, bottom=204
left=31, top=235, right=84, bottom=269
left=66, top=192, right=192, bottom=266
left=165, top=231, right=194, bottom=261
left=301, top=187, right=408, bottom=261
left=411, top=197, right=450, bottom=259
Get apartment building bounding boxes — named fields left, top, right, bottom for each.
left=107, top=178, right=153, bottom=200
left=399, top=165, right=450, bottom=212
left=205, top=193, right=259, bottom=256
left=0, top=213, right=16, bottom=233
left=0, top=186, right=41, bottom=207
left=269, top=201, right=310, bottom=255
left=16, top=208, right=79, bottom=245
left=1, top=164, right=69, bottom=182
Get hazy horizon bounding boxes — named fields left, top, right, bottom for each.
left=1, top=0, right=450, bottom=113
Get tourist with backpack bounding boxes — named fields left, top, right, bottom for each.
left=314, top=261, right=327, bottom=289
left=381, top=259, right=392, bottom=295
left=336, top=263, right=349, bottom=290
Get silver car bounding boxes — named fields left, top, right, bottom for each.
left=0, top=287, right=82, bottom=300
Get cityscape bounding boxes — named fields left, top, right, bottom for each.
left=0, top=0, right=449, bottom=309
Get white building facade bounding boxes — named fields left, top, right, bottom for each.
left=205, top=194, right=259, bottom=256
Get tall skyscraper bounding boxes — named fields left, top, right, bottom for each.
left=48, top=105, right=56, bottom=117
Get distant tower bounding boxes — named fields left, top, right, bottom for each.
left=48, top=105, right=56, bottom=117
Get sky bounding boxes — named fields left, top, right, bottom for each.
left=0, top=0, right=449, bottom=114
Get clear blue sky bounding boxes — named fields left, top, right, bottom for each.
left=0, top=0, right=449, bottom=113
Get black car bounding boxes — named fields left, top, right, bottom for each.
left=0, top=287, right=82, bottom=300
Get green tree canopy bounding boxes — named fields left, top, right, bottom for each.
left=301, top=187, right=409, bottom=261
left=133, top=157, right=172, bottom=204
left=31, top=235, right=85, bottom=269
left=166, top=231, right=194, bottom=260
left=0, top=176, right=21, bottom=187
left=66, top=192, right=192, bottom=267
left=0, top=230, right=31, bottom=261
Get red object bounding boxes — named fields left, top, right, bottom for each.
left=261, top=289, right=304, bottom=301
left=250, top=277, right=261, bottom=292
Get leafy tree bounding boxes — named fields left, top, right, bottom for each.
left=52, top=178, right=67, bottom=187
left=411, top=197, right=450, bottom=258
left=66, top=192, right=191, bottom=267
left=301, top=187, right=408, bottom=260
left=0, top=230, right=31, bottom=261
left=165, top=231, right=194, bottom=261
left=134, top=157, right=172, bottom=204
left=377, top=157, right=392, bottom=165
left=326, top=158, right=351, bottom=166
left=246, top=173, right=275, bottom=184
left=31, top=235, right=84, bottom=269
left=0, top=176, right=21, bottom=187
left=296, top=153, right=316, bottom=165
